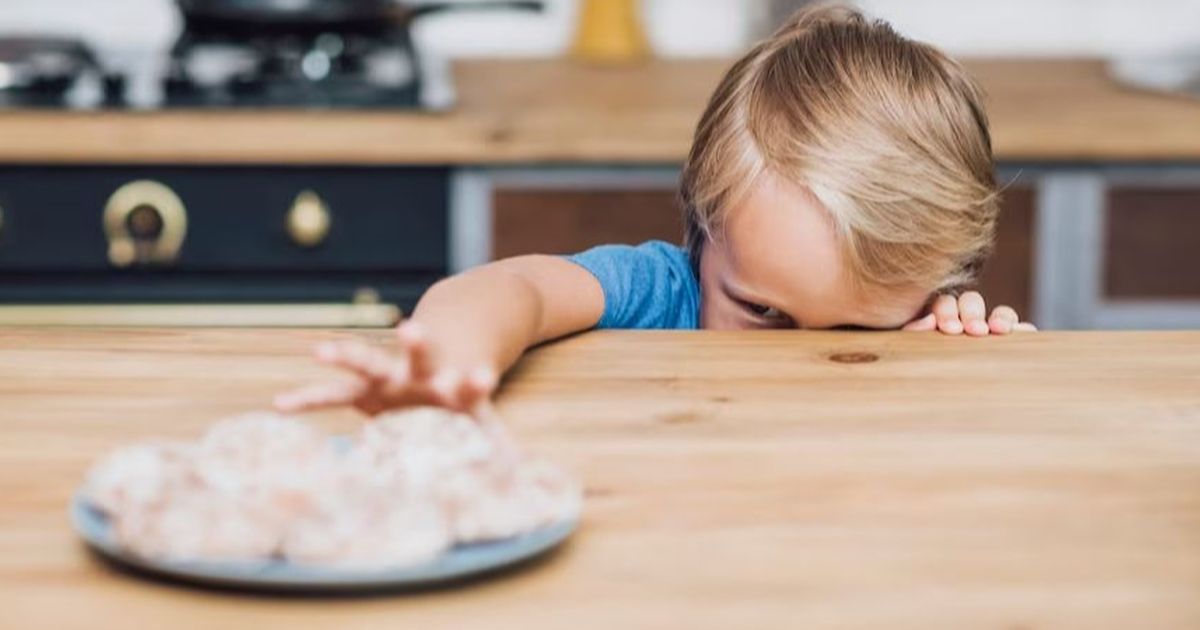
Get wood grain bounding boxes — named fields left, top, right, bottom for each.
left=0, top=59, right=1196, bottom=164
left=2, top=328, right=1200, bottom=629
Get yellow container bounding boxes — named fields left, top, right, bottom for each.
left=571, top=0, right=650, bottom=64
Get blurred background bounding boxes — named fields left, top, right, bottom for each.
left=1, top=0, right=1198, bottom=328
left=5, top=0, right=1200, bottom=60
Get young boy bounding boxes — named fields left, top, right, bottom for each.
left=275, top=4, right=1035, bottom=417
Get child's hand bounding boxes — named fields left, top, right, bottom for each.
left=902, top=291, right=1037, bottom=336
left=273, top=322, right=497, bottom=416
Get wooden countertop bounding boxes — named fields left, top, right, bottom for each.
left=1, top=59, right=1198, bottom=165
left=3, top=328, right=1200, bottom=628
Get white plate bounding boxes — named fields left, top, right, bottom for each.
left=71, top=494, right=577, bottom=592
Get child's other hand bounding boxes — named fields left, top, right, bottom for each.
left=901, top=291, right=1037, bottom=336
left=273, top=322, right=496, bottom=416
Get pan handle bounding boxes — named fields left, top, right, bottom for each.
left=401, top=0, right=544, bottom=20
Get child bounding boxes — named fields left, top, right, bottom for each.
left=275, top=4, right=1035, bottom=417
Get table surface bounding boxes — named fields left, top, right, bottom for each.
left=2, top=328, right=1200, bottom=629
left=1, top=59, right=1198, bottom=164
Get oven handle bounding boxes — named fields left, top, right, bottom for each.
left=0, top=303, right=401, bottom=327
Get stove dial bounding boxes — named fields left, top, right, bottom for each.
left=103, top=180, right=187, bottom=268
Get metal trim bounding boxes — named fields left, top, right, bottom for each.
left=448, top=168, right=494, bottom=273
left=1033, top=171, right=1106, bottom=329
left=486, top=166, right=682, bottom=189
left=1092, top=301, right=1200, bottom=330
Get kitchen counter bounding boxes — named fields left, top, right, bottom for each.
left=3, top=328, right=1200, bottom=628
left=1, top=59, right=1198, bottom=165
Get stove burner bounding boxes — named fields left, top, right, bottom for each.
left=164, top=22, right=427, bottom=108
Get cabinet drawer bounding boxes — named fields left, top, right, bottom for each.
left=492, top=187, right=683, bottom=259
left=1105, top=187, right=1200, bottom=299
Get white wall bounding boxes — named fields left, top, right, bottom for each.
left=0, top=0, right=1197, bottom=63
left=858, top=0, right=1200, bottom=58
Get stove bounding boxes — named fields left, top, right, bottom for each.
left=0, top=1, right=542, bottom=325
left=0, top=28, right=452, bottom=324
left=163, top=31, right=425, bottom=108
left=0, top=17, right=452, bottom=110
left=161, top=15, right=439, bottom=109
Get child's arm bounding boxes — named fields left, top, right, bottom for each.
left=274, top=255, right=604, bottom=416
left=408, top=255, right=604, bottom=375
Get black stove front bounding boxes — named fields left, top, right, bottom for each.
left=0, top=166, right=450, bottom=326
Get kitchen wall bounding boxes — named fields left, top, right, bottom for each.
left=2, top=0, right=1197, bottom=63
left=859, top=0, right=1200, bottom=58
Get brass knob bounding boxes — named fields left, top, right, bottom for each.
left=103, top=180, right=187, bottom=268
left=353, top=287, right=381, bottom=305
left=287, top=190, right=331, bottom=248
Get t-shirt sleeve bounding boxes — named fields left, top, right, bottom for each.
left=567, top=241, right=700, bottom=330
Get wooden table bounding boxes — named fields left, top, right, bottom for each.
left=1, top=59, right=1198, bottom=164
left=2, top=328, right=1200, bottom=629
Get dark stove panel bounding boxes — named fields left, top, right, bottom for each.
left=0, top=166, right=449, bottom=311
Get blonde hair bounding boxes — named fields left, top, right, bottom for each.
left=680, top=3, right=999, bottom=296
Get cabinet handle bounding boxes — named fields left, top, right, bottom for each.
left=287, top=190, right=332, bottom=248
left=103, top=180, right=188, bottom=268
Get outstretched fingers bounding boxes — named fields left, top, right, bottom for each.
left=274, top=379, right=365, bottom=413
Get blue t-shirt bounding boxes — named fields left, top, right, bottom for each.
left=568, top=240, right=701, bottom=330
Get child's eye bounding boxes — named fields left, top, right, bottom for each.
left=743, top=301, right=786, bottom=320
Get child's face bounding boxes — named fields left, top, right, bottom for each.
left=699, top=174, right=930, bottom=331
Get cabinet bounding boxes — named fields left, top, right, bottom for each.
left=488, top=180, right=1037, bottom=322
left=1105, top=188, right=1200, bottom=299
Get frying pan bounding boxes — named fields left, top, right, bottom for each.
left=176, top=0, right=544, bottom=35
